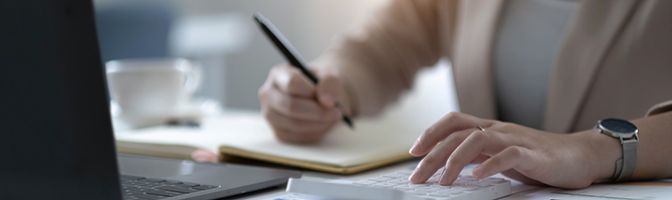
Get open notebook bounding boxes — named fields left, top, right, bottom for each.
left=114, top=65, right=458, bottom=174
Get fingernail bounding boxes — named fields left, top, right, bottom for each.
left=439, top=167, right=451, bottom=185
left=409, top=138, right=421, bottom=155
left=409, top=164, right=423, bottom=183
left=472, top=167, right=483, bottom=179
left=191, top=150, right=218, bottom=163
left=409, top=170, right=418, bottom=182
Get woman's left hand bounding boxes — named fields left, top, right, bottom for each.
left=408, top=112, right=619, bottom=189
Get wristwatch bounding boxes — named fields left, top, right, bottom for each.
left=596, top=118, right=639, bottom=182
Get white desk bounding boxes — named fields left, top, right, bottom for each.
left=237, top=160, right=672, bottom=200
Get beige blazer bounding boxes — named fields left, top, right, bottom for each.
left=317, top=0, right=672, bottom=133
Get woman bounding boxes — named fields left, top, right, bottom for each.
left=258, top=0, right=672, bottom=188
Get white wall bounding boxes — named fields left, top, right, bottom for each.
left=98, top=0, right=451, bottom=111
left=171, top=0, right=388, bottom=110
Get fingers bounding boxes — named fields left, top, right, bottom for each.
left=409, top=129, right=472, bottom=183
left=473, top=146, right=539, bottom=178
left=500, top=170, right=544, bottom=186
left=316, top=76, right=343, bottom=107
left=472, top=146, right=531, bottom=179
left=264, top=108, right=337, bottom=135
left=191, top=149, right=219, bottom=163
left=263, top=100, right=338, bottom=144
left=270, top=125, right=328, bottom=144
left=271, top=65, right=316, bottom=98
left=409, top=127, right=537, bottom=186
left=410, top=112, right=494, bottom=156
left=439, top=130, right=492, bottom=185
left=263, top=85, right=340, bottom=121
left=270, top=120, right=335, bottom=144
left=259, top=64, right=349, bottom=144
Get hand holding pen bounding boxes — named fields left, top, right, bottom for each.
left=255, top=13, right=355, bottom=144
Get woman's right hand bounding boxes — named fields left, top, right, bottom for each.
left=258, top=64, right=352, bottom=144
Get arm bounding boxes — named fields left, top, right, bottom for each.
left=408, top=110, right=672, bottom=189
left=258, top=0, right=457, bottom=144
left=315, top=0, right=457, bottom=116
left=590, top=111, right=672, bottom=181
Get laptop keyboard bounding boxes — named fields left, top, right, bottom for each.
left=121, top=175, right=220, bottom=200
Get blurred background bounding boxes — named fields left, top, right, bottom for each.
left=94, top=0, right=460, bottom=116
left=94, top=0, right=387, bottom=111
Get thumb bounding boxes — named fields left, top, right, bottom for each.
left=316, top=76, right=341, bottom=108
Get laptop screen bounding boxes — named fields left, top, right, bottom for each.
left=0, top=0, right=122, bottom=199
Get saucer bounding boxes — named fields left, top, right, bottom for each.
left=110, top=98, right=222, bottom=131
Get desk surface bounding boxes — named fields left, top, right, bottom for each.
left=238, top=160, right=672, bottom=200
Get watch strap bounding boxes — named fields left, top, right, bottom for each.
left=613, top=158, right=623, bottom=181
left=616, top=140, right=637, bottom=181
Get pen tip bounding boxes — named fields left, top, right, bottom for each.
left=343, top=116, right=354, bottom=129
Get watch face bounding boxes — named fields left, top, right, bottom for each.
left=600, top=118, right=637, bottom=134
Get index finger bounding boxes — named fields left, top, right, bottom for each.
left=439, top=130, right=497, bottom=185
left=271, top=65, right=315, bottom=98
left=410, top=112, right=493, bottom=156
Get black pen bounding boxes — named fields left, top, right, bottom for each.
left=254, top=13, right=354, bottom=129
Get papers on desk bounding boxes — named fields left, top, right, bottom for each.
left=115, top=66, right=458, bottom=174
left=554, top=183, right=672, bottom=200
left=506, top=181, right=672, bottom=200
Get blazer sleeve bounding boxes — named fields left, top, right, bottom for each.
left=314, top=0, right=457, bottom=116
left=646, top=100, right=672, bottom=116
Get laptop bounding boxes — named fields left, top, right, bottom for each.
left=0, top=0, right=300, bottom=199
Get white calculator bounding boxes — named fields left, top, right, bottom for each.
left=273, top=169, right=511, bottom=200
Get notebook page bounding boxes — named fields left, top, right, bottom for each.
left=115, top=64, right=457, bottom=167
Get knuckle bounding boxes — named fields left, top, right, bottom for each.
left=423, top=126, right=436, bottom=137
left=287, top=73, right=303, bottom=89
left=493, top=122, right=516, bottom=131
left=257, top=86, right=269, bottom=99
left=270, top=65, right=285, bottom=76
left=445, top=112, right=460, bottom=120
left=258, top=77, right=276, bottom=96
left=274, top=63, right=290, bottom=70
left=507, top=146, right=524, bottom=157
left=442, top=112, right=467, bottom=125
left=470, top=130, right=487, bottom=140
left=257, top=88, right=264, bottom=98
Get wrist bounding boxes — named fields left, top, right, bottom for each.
left=575, top=130, right=622, bottom=183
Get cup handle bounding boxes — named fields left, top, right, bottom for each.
left=184, top=62, right=202, bottom=95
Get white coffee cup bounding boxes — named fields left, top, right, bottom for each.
left=105, top=58, right=201, bottom=127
